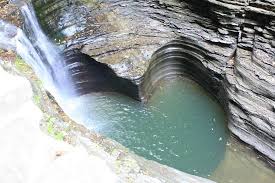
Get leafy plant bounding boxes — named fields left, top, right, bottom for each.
left=33, top=95, right=41, bottom=105
left=14, top=56, right=30, bottom=72
left=46, top=116, right=64, bottom=141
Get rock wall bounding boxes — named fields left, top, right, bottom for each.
left=194, top=0, right=275, bottom=163
left=32, top=0, right=275, bottom=163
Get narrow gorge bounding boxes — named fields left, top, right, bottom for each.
left=32, top=0, right=275, bottom=164
left=0, top=0, right=274, bottom=182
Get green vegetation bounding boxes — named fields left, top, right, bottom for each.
left=14, top=55, right=43, bottom=87
left=14, top=56, right=63, bottom=141
left=14, top=56, right=31, bottom=73
left=35, top=79, right=43, bottom=89
left=46, top=116, right=65, bottom=141
left=81, top=0, right=101, bottom=8
left=33, top=94, right=41, bottom=105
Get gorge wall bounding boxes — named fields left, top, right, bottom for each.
left=31, top=0, right=275, bottom=164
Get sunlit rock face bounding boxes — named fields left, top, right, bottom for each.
left=0, top=65, right=215, bottom=183
left=0, top=66, right=118, bottom=183
left=32, top=0, right=275, bottom=164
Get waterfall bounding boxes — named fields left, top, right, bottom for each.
left=0, top=2, right=74, bottom=101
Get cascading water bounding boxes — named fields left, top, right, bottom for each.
left=20, top=4, right=74, bottom=97
left=0, top=1, right=228, bottom=177
left=1, top=1, right=274, bottom=182
left=0, top=21, right=53, bottom=91
left=0, top=2, right=73, bottom=102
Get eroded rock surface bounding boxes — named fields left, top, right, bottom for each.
left=32, top=0, right=275, bottom=163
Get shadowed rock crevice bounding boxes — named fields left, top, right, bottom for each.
left=63, top=49, right=140, bottom=100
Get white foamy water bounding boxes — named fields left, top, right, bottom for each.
left=0, top=3, right=74, bottom=102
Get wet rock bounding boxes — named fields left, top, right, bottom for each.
left=63, top=50, right=140, bottom=100
left=32, top=0, right=275, bottom=164
left=0, top=66, right=118, bottom=183
left=0, top=62, right=215, bottom=183
left=0, top=0, right=21, bottom=27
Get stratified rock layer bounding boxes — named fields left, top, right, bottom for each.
left=32, top=0, right=275, bottom=163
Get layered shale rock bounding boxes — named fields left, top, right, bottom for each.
left=32, top=0, right=275, bottom=164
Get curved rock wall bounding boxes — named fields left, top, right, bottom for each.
left=140, top=39, right=225, bottom=105
left=31, top=0, right=275, bottom=163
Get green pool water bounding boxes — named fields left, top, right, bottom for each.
left=145, top=79, right=228, bottom=176
left=66, top=77, right=275, bottom=182
left=67, top=77, right=228, bottom=177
